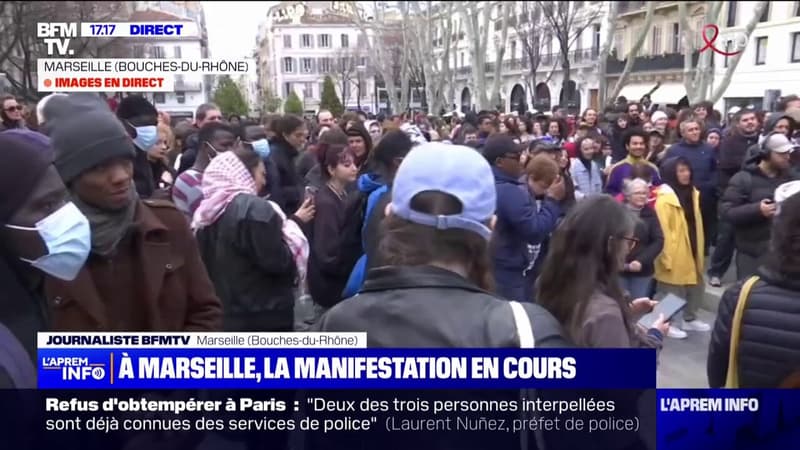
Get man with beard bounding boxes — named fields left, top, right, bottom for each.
left=721, top=133, right=800, bottom=279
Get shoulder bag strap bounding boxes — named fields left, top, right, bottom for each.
left=725, top=276, right=760, bottom=388
left=509, top=301, right=535, bottom=349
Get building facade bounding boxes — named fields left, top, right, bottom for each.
left=129, top=8, right=210, bottom=122
left=432, top=1, right=608, bottom=114
left=712, top=1, right=800, bottom=112
left=606, top=1, right=707, bottom=110
left=257, top=2, right=377, bottom=115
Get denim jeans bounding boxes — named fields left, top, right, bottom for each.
left=620, top=275, right=654, bottom=299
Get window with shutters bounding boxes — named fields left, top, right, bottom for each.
left=283, top=57, right=294, bottom=73
left=301, top=58, right=314, bottom=73
left=173, top=45, right=182, bottom=58
left=651, top=26, right=661, bottom=55
left=152, top=46, right=165, bottom=58
left=341, top=34, right=349, bottom=47
left=303, top=82, right=314, bottom=98
left=671, top=23, right=680, bottom=53
left=319, top=34, right=331, bottom=48
left=301, top=34, right=313, bottom=48
left=319, top=57, right=331, bottom=73
left=283, top=35, right=292, bottom=48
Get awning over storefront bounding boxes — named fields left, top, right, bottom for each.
left=618, top=82, right=686, bottom=105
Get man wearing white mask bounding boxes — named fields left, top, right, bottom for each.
left=0, top=130, right=90, bottom=386
left=117, top=95, right=161, bottom=198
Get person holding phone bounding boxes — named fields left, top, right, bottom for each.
left=307, top=144, right=361, bottom=317
left=720, top=133, right=799, bottom=279
left=537, top=195, right=669, bottom=349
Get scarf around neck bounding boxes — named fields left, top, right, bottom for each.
left=71, top=185, right=138, bottom=257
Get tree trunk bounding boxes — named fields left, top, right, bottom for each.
left=606, top=2, right=655, bottom=105
left=708, top=1, right=767, bottom=103
left=597, top=2, right=619, bottom=108
left=490, top=5, right=510, bottom=111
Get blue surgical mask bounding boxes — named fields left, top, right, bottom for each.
left=251, top=139, right=271, bottom=158
left=4, top=202, right=91, bottom=281
left=132, top=124, right=158, bottom=151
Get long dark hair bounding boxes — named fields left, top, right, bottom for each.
left=379, top=191, right=493, bottom=291
left=536, top=196, right=636, bottom=341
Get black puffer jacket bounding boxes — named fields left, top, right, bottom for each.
left=708, top=267, right=800, bottom=388
left=720, top=163, right=800, bottom=257
left=622, top=205, right=664, bottom=277
left=269, top=138, right=304, bottom=213
left=195, top=194, right=298, bottom=331
left=717, top=131, right=759, bottom=190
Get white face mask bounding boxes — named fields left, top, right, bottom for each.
left=4, top=202, right=91, bottom=281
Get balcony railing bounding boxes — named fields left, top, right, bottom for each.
left=605, top=51, right=700, bottom=74
left=453, top=48, right=601, bottom=80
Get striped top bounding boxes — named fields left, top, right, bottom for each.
left=172, top=169, right=204, bottom=219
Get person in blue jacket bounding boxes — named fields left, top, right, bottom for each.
left=666, top=118, right=718, bottom=254
left=484, top=134, right=564, bottom=302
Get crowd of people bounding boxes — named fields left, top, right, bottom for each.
left=1, top=90, right=799, bottom=402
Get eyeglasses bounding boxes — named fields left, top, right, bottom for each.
left=4, top=105, right=22, bottom=112
left=619, top=236, right=640, bottom=251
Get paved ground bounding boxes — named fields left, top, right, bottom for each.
left=657, top=255, right=739, bottom=388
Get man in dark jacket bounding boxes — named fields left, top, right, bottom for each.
left=708, top=109, right=761, bottom=286
left=708, top=184, right=800, bottom=388
left=177, top=103, right=223, bottom=174
left=46, top=96, right=223, bottom=332
left=0, top=130, right=82, bottom=368
left=487, top=134, right=562, bottom=302
left=666, top=118, right=718, bottom=253
left=721, top=133, right=800, bottom=279
left=117, top=95, right=160, bottom=198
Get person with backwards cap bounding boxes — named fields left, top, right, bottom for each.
left=0, top=130, right=88, bottom=387
left=44, top=95, right=222, bottom=332
left=308, top=142, right=567, bottom=450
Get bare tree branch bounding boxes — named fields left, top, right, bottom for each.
left=607, top=2, right=656, bottom=105
left=707, top=1, right=767, bottom=103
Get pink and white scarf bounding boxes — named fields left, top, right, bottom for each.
left=192, top=152, right=309, bottom=280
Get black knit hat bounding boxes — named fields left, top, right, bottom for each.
left=47, top=94, right=135, bottom=184
left=0, top=130, right=54, bottom=223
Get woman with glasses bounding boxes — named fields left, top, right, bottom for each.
left=1, top=95, right=26, bottom=131
left=619, top=178, right=664, bottom=299
left=653, top=156, right=710, bottom=339
left=537, top=195, right=669, bottom=348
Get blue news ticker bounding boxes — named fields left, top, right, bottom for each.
left=37, top=348, right=656, bottom=389
left=657, top=389, right=800, bottom=450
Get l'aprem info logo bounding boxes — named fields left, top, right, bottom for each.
left=41, top=356, right=108, bottom=381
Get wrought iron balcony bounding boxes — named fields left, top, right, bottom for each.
left=605, top=51, right=700, bottom=74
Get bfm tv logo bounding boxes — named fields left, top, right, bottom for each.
left=700, top=24, right=748, bottom=56
left=42, top=357, right=107, bottom=381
